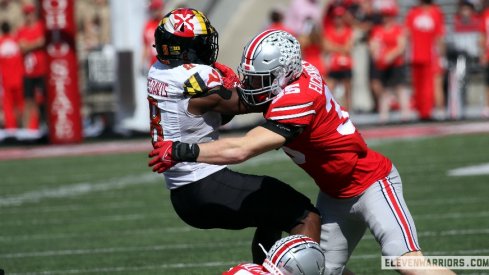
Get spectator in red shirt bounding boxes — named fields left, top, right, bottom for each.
left=405, top=0, right=445, bottom=121
left=142, top=0, right=164, bottom=73
left=266, top=7, right=295, bottom=36
left=17, top=3, right=48, bottom=135
left=299, top=18, right=327, bottom=79
left=369, top=4, right=411, bottom=123
left=0, top=21, right=24, bottom=133
left=323, top=6, right=354, bottom=111
left=481, top=0, right=489, bottom=117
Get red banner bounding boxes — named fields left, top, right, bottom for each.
left=40, top=0, right=82, bottom=144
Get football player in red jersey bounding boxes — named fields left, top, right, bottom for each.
left=146, top=9, right=320, bottom=265
left=150, top=29, right=455, bottom=275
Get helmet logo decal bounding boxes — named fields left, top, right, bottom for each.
left=173, top=13, right=195, bottom=33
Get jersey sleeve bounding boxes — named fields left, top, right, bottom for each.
left=183, top=65, right=223, bottom=96
left=264, top=90, right=317, bottom=126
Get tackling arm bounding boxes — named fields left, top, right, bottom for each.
left=148, top=121, right=304, bottom=172
left=196, top=126, right=286, bottom=164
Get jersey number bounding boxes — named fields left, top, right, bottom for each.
left=283, top=85, right=356, bottom=165
left=324, top=85, right=355, bottom=135
left=148, top=96, right=163, bottom=146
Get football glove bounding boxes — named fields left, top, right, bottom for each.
left=213, top=62, right=240, bottom=89
left=148, top=140, right=200, bottom=173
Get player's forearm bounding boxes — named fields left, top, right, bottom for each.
left=197, top=138, right=252, bottom=164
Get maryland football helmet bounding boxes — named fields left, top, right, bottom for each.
left=154, top=8, right=218, bottom=65
left=237, top=30, right=302, bottom=106
left=262, top=235, right=325, bottom=275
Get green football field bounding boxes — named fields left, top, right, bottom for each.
left=1, top=133, right=489, bottom=274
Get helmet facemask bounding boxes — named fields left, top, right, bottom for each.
left=238, top=65, right=286, bottom=106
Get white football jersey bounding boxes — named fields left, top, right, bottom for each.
left=147, top=61, right=226, bottom=189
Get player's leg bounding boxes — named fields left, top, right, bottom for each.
left=317, top=191, right=367, bottom=275
left=356, top=165, right=453, bottom=274
left=358, top=165, right=420, bottom=258
left=170, top=168, right=320, bottom=263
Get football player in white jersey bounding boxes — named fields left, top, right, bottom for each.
left=147, top=8, right=320, bottom=264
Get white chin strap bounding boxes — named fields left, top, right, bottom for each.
left=259, top=243, right=284, bottom=275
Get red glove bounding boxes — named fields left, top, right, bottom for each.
left=148, top=140, right=178, bottom=173
left=148, top=140, right=200, bottom=173
left=213, top=62, right=240, bottom=89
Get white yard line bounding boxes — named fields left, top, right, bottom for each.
left=0, top=201, right=147, bottom=214
left=2, top=209, right=488, bottom=228
left=1, top=241, right=249, bottom=259
left=448, top=163, right=489, bottom=176
left=2, top=224, right=489, bottom=243
left=0, top=173, right=160, bottom=207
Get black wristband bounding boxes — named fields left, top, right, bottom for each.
left=172, top=141, right=200, bottom=162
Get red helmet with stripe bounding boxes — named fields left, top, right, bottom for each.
left=262, top=235, right=325, bottom=275
left=237, top=30, right=302, bottom=106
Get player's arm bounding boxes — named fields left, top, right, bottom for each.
left=148, top=120, right=305, bottom=171
left=196, top=125, right=285, bottom=164
left=184, top=62, right=265, bottom=116
left=187, top=86, right=264, bottom=116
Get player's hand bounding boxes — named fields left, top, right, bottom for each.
left=213, top=62, right=240, bottom=89
left=148, top=140, right=178, bottom=173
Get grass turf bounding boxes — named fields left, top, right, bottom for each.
left=1, top=134, right=488, bottom=274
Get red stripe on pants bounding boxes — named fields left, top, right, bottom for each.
left=382, top=179, right=417, bottom=251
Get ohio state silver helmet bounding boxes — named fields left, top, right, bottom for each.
left=262, top=235, right=325, bottom=275
left=237, top=30, right=302, bottom=106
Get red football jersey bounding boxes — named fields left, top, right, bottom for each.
left=143, top=19, right=160, bottom=66
left=405, top=5, right=444, bottom=64
left=370, top=23, right=405, bottom=69
left=264, top=62, right=392, bottom=198
left=0, top=34, right=24, bottom=87
left=16, top=21, right=48, bottom=77
left=323, top=25, right=353, bottom=72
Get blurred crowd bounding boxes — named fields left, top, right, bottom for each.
left=267, top=0, right=489, bottom=123
left=0, top=0, right=111, bottom=142
left=1, top=0, right=489, bottom=143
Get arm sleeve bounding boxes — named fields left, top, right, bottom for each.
left=261, top=120, right=305, bottom=143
